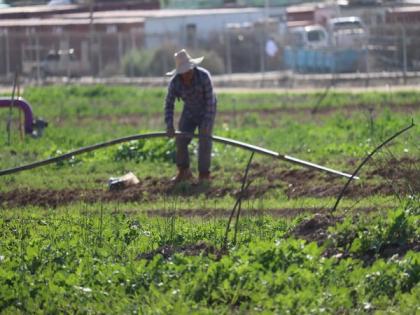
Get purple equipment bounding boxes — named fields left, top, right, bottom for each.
left=0, top=97, right=48, bottom=137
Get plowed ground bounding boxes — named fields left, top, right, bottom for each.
left=1, top=158, right=417, bottom=211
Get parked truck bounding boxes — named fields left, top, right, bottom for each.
left=284, top=16, right=367, bottom=73
left=23, top=48, right=90, bottom=78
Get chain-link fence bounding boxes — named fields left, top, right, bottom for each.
left=0, top=23, right=418, bottom=83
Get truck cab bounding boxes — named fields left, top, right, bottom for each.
left=40, top=49, right=89, bottom=77
left=326, top=16, right=367, bottom=48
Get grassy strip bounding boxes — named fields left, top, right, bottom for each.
left=1, top=85, right=419, bottom=117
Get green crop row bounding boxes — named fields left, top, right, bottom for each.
left=1, top=85, right=419, bottom=118
left=0, top=199, right=418, bottom=314
left=7, top=84, right=420, bottom=125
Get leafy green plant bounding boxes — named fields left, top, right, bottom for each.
left=114, top=138, right=176, bottom=163
left=0, top=207, right=419, bottom=313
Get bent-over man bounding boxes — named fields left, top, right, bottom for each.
left=164, top=49, right=217, bottom=183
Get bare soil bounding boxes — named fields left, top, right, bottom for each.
left=292, top=213, right=420, bottom=265
left=136, top=241, right=226, bottom=261
left=291, top=213, right=340, bottom=244
left=1, top=158, right=417, bottom=209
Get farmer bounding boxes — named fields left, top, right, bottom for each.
left=164, top=49, right=217, bottom=183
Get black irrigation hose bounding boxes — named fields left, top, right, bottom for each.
left=0, top=131, right=358, bottom=179
left=223, top=152, right=255, bottom=248
left=331, top=120, right=415, bottom=213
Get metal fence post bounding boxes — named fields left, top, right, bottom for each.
left=365, top=42, right=370, bottom=87
left=89, top=0, right=95, bottom=77
left=35, top=33, right=41, bottom=82
left=401, top=24, right=407, bottom=84
left=118, top=32, right=123, bottom=65
left=66, top=33, right=71, bottom=78
left=259, top=32, right=265, bottom=82
left=5, top=30, right=10, bottom=78
left=225, top=30, right=232, bottom=75
left=98, top=33, right=102, bottom=77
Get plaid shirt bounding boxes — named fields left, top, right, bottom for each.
left=164, top=67, right=217, bottom=129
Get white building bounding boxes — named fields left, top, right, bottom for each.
left=56, top=7, right=285, bottom=48
left=141, top=8, right=286, bottom=48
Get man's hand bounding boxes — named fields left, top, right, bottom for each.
left=166, top=126, right=175, bottom=138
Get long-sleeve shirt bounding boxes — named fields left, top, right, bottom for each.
left=164, top=67, right=217, bottom=129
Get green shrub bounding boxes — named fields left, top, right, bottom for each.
left=122, top=49, right=155, bottom=77
left=195, top=49, right=225, bottom=75
left=121, top=46, right=225, bottom=77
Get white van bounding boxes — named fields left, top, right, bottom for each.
left=287, top=25, right=328, bottom=49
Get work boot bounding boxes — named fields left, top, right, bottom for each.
left=198, top=171, right=211, bottom=184
left=171, top=168, right=193, bottom=183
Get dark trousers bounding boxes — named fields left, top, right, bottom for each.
left=176, top=115, right=213, bottom=174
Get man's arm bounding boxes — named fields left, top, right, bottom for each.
left=164, top=80, right=177, bottom=136
left=202, top=73, right=216, bottom=131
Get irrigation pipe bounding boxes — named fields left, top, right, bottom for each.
left=223, top=152, right=255, bottom=248
left=331, top=120, right=415, bottom=213
left=233, top=152, right=255, bottom=245
left=0, top=131, right=358, bottom=179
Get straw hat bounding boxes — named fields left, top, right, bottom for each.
left=165, top=49, right=204, bottom=76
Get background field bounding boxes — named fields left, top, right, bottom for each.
left=0, top=86, right=419, bottom=314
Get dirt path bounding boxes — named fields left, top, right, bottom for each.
left=2, top=84, right=420, bottom=96
left=217, top=85, right=420, bottom=94
left=1, top=158, right=417, bottom=209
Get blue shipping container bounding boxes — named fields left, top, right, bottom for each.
left=284, top=47, right=366, bottom=73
